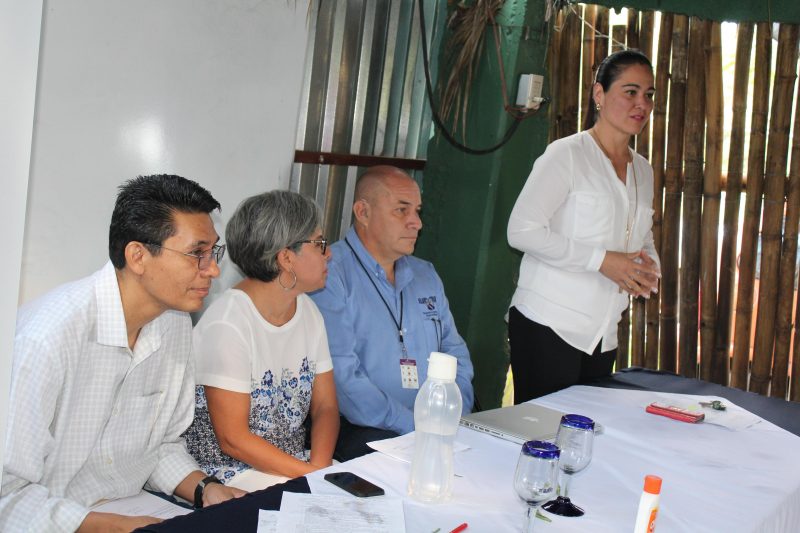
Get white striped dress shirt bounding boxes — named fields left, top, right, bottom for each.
left=1, top=262, right=199, bottom=532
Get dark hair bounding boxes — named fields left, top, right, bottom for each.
left=584, top=49, right=653, bottom=129
left=225, top=190, right=321, bottom=282
left=108, top=174, right=220, bottom=269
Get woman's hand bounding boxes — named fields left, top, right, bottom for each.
left=599, top=250, right=660, bottom=298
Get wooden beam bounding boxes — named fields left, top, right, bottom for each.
left=293, top=150, right=426, bottom=171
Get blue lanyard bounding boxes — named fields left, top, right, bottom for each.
left=345, top=238, right=408, bottom=357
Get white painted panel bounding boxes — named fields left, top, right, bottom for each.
left=0, top=0, right=44, bottom=468
left=21, top=0, right=310, bottom=305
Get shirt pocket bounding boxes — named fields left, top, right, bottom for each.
left=115, top=391, right=164, bottom=455
left=631, top=205, right=655, bottom=248
left=421, top=311, right=443, bottom=353
left=569, top=191, right=614, bottom=243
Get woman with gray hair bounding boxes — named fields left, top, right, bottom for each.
left=184, top=190, right=338, bottom=490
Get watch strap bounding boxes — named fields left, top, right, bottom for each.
left=193, top=475, right=222, bottom=508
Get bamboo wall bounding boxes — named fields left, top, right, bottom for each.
left=547, top=6, right=800, bottom=401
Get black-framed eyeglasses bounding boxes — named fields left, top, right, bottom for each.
left=144, top=242, right=226, bottom=270
left=291, top=238, right=328, bottom=255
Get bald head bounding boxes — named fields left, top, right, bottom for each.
left=354, top=166, right=415, bottom=205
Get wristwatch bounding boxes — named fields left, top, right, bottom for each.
left=193, top=475, right=222, bottom=508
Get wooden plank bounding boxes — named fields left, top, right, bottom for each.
left=731, top=22, right=772, bottom=390
left=294, top=150, right=426, bottom=170
left=580, top=4, right=597, bottom=131
left=617, top=307, right=631, bottom=370
left=678, top=16, right=707, bottom=378
left=646, top=12, right=674, bottom=370
left=584, top=6, right=609, bottom=132
left=548, top=9, right=564, bottom=142
left=659, top=14, right=689, bottom=373
left=593, top=7, right=610, bottom=76
left=627, top=9, right=640, bottom=51
left=699, top=20, right=724, bottom=383
left=557, top=6, right=583, bottom=138
left=790, top=52, right=800, bottom=402
left=631, top=10, right=655, bottom=368
left=611, top=25, right=626, bottom=54
left=774, top=60, right=800, bottom=398
left=714, top=22, right=754, bottom=387
left=751, top=23, right=800, bottom=395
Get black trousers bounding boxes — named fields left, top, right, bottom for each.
left=333, top=416, right=399, bottom=462
left=508, top=306, right=616, bottom=404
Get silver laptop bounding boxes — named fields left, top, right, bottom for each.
left=460, top=403, right=566, bottom=444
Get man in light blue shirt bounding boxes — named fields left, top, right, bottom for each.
left=311, top=165, right=474, bottom=460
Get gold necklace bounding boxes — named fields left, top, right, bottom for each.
left=589, top=129, right=639, bottom=252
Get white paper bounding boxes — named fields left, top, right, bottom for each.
left=256, top=509, right=280, bottom=533
left=276, top=492, right=405, bottom=532
left=367, top=432, right=469, bottom=465
left=701, top=405, right=762, bottom=430
left=643, top=394, right=762, bottom=431
left=90, top=491, right=192, bottom=520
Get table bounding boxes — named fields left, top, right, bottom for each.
left=591, top=367, right=800, bottom=437
left=142, top=371, right=800, bottom=532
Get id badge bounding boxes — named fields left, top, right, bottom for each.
left=400, top=358, right=419, bottom=389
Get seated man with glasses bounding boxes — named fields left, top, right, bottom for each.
left=1, top=174, right=244, bottom=532
left=184, top=190, right=339, bottom=491
left=311, top=166, right=475, bottom=461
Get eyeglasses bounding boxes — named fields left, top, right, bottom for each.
left=144, top=242, right=226, bottom=270
left=291, top=238, right=328, bottom=255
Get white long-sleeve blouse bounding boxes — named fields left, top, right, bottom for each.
left=508, top=130, right=660, bottom=354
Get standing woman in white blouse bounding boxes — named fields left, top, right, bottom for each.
left=507, top=50, right=661, bottom=404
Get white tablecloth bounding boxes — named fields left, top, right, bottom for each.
left=307, top=386, right=800, bottom=532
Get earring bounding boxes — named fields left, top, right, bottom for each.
left=595, top=103, right=601, bottom=111
left=278, top=269, right=297, bottom=291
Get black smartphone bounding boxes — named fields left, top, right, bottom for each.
left=324, top=471, right=385, bottom=497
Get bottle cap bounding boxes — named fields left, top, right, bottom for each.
left=643, top=475, right=662, bottom=494
left=427, top=352, right=457, bottom=381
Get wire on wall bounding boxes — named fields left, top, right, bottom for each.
left=418, top=0, right=542, bottom=155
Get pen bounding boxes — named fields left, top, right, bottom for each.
left=449, top=523, right=468, bottom=533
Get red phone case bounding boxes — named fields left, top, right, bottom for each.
left=646, top=402, right=705, bottom=423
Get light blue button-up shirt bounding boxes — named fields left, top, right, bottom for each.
left=310, top=227, right=474, bottom=434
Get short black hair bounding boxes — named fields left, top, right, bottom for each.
left=108, top=174, right=220, bottom=269
left=584, top=49, right=653, bottom=129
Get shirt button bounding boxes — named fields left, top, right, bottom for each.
left=106, top=458, right=113, bottom=464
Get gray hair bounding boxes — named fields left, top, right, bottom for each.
left=225, top=190, right=321, bottom=282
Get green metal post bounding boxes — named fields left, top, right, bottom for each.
left=416, top=0, right=550, bottom=409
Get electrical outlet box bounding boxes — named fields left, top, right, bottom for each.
left=516, top=74, right=545, bottom=109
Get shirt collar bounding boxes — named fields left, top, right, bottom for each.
left=94, top=261, right=164, bottom=356
left=344, top=227, right=414, bottom=291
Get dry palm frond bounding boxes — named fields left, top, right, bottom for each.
left=439, top=0, right=505, bottom=137
left=545, top=0, right=574, bottom=22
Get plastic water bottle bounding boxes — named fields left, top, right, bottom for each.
left=407, top=352, right=463, bottom=503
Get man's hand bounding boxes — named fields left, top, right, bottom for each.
left=202, top=482, right=247, bottom=507
left=78, top=511, right=162, bottom=533
left=600, top=249, right=660, bottom=298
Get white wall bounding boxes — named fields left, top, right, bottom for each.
left=0, top=0, right=44, bottom=467
left=4, top=0, right=310, bottom=464
left=20, top=0, right=310, bottom=305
